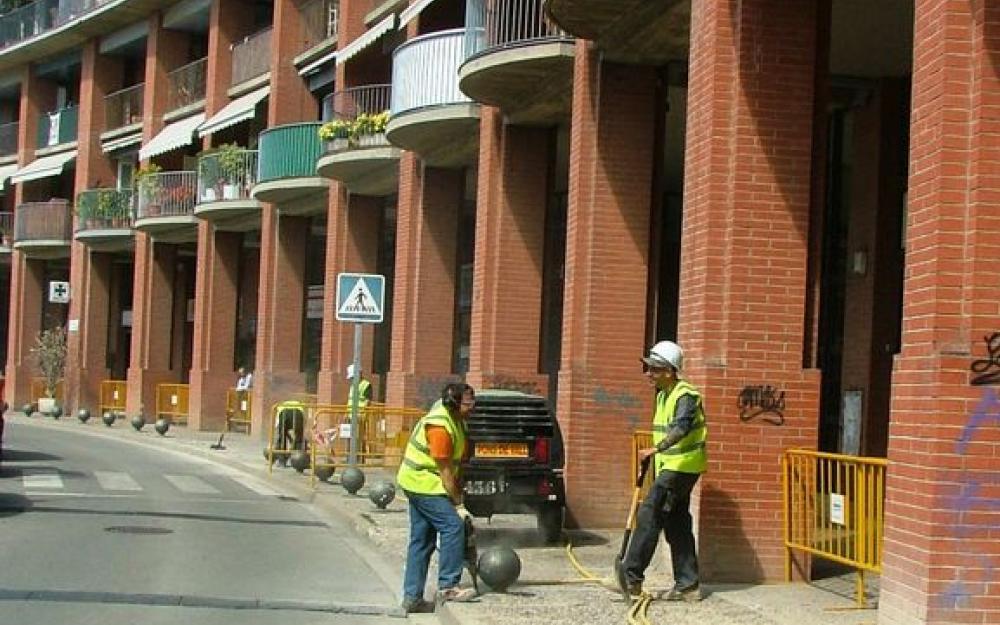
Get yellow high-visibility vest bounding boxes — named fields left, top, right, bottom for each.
left=396, top=404, right=466, bottom=495
left=652, top=381, right=708, bottom=475
left=348, top=378, right=371, bottom=409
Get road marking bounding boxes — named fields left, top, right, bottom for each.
left=163, top=474, right=220, bottom=495
left=94, top=471, right=143, bottom=492
left=22, top=471, right=63, bottom=490
left=227, top=474, right=281, bottom=497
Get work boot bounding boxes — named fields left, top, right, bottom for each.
left=401, top=597, right=435, bottom=614
left=436, top=587, right=478, bottom=603
left=664, top=584, right=702, bottom=603
left=626, top=582, right=644, bottom=600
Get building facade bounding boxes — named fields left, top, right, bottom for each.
left=0, top=0, right=997, bottom=622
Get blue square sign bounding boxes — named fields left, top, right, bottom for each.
left=336, top=273, right=385, bottom=323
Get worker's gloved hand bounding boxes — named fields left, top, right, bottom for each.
left=455, top=504, right=473, bottom=523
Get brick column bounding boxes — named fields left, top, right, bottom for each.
left=251, top=214, right=308, bottom=436
left=15, top=65, right=56, bottom=204
left=204, top=0, right=253, bottom=119
left=269, top=0, right=315, bottom=126
left=557, top=45, right=657, bottom=530
left=142, top=12, right=190, bottom=144
left=467, top=107, right=548, bottom=395
left=187, top=224, right=241, bottom=430
left=386, top=154, right=462, bottom=408
left=878, top=3, right=1000, bottom=624
left=65, top=40, right=122, bottom=415
left=126, top=237, right=177, bottom=417
left=317, top=186, right=380, bottom=405
left=4, top=254, right=44, bottom=405
left=678, top=0, right=820, bottom=582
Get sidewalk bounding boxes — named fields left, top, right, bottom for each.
left=12, top=412, right=880, bottom=625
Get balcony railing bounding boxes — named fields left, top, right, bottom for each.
left=37, top=105, right=78, bottom=148
left=104, top=83, right=144, bottom=131
left=322, top=85, right=391, bottom=150
left=464, top=0, right=569, bottom=58
left=135, top=171, right=197, bottom=219
left=74, top=189, right=134, bottom=231
left=0, top=0, right=106, bottom=50
left=167, top=57, right=208, bottom=111
left=391, top=29, right=471, bottom=116
left=299, top=0, right=338, bottom=53
left=231, top=27, right=272, bottom=86
left=14, top=199, right=72, bottom=242
left=197, top=149, right=258, bottom=203
left=257, top=122, right=323, bottom=183
left=0, top=120, right=17, bottom=156
left=0, top=211, right=13, bottom=246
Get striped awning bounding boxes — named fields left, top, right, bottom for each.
left=10, top=149, right=77, bottom=184
left=398, top=0, right=439, bottom=29
left=198, top=86, right=269, bottom=137
left=336, top=14, right=396, bottom=65
left=102, top=132, right=142, bottom=154
left=139, top=113, right=205, bottom=161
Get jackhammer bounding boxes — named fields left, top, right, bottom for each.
left=463, top=514, right=480, bottom=594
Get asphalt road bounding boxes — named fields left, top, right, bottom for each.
left=0, top=419, right=405, bottom=625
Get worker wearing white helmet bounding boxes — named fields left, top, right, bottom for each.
left=621, top=340, right=708, bottom=603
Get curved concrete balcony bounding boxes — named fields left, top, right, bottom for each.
left=315, top=86, right=401, bottom=197
left=252, top=122, right=329, bottom=214
left=195, top=149, right=261, bottom=232
left=544, top=0, right=690, bottom=65
left=13, top=200, right=72, bottom=258
left=459, top=0, right=574, bottom=125
left=74, top=188, right=134, bottom=251
left=134, top=171, right=198, bottom=243
left=387, top=29, right=480, bottom=168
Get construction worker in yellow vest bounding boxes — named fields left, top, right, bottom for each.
left=396, top=383, right=478, bottom=613
left=345, top=363, right=372, bottom=410
left=622, top=340, right=708, bottom=603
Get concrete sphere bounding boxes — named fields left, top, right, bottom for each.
left=314, top=464, right=335, bottom=482
left=478, top=546, right=522, bottom=592
left=341, top=467, right=365, bottom=494
left=131, top=414, right=146, bottom=431
left=154, top=418, right=170, bottom=436
left=77, top=409, right=91, bottom=423
left=50, top=405, right=63, bottom=419
left=102, top=411, right=117, bottom=427
left=22, top=403, right=35, bottom=415
left=368, top=480, right=396, bottom=509
left=289, top=450, right=311, bottom=473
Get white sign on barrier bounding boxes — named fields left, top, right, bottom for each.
left=830, top=493, right=845, bottom=526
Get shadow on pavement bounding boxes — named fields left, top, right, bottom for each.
left=0, top=448, right=63, bottom=463
left=0, top=492, right=32, bottom=518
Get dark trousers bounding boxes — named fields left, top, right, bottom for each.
left=623, top=469, right=701, bottom=590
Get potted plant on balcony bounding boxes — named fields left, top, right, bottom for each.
left=353, top=110, right=390, bottom=148
left=135, top=163, right=163, bottom=217
left=32, top=325, right=66, bottom=416
left=318, top=119, right=352, bottom=152
left=217, top=143, right=245, bottom=200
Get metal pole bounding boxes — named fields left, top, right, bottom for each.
left=349, top=322, right=362, bottom=465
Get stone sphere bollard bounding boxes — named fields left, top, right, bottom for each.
left=368, top=480, right=396, bottom=509
left=289, top=450, right=311, bottom=473
left=22, top=403, right=35, bottom=415
left=341, top=467, right=365, bottom=495
left=102, top=411, right=117, bottom=427
left=314, top=463, right=335, bottom=482
left=50, top=405, right=63, bottom=419
left=77, top=409, right=91, bottom=423
left=131, top=414, right=146, bottom=431
left=154, top=418, right=170, bottom=436
left=478, top=546, right=522, bottom=592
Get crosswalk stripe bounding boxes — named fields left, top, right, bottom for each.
left=94, top=471, right=143, bottom=491
left=163, top=474, right=220, bottom=494
left=227, top=474, right=281, bottom=497
left=23, top=471, right=64, bottom=490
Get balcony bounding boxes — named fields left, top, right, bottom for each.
left=134, top=171, right=198, bottom=242
left=252, top=122, right=328, bottom=212
left=544, top=0, right=689, bottom=65
left=0, top=120, right=18, bottom=158
left=37, top=105, right=78, bottom=149
left=231, top=27, right=272, bottom=87
left=299, top=0, right=338, bottom=54
left=167, top=57, right=207, bottom=113
left=0, top=0, right=95, bottom=50
left=13, top=199, right=72, bottom=257
left=387, top=29, right=479, bottom=168
left=0, top=211, right=13, bottom=253
left=104, top=83, right=143, bottom=132
left=315, top=86, right=400, bottom=197
left=459, top=0, right=574, bottom=125
left=74, top=188, right=134, bottom=250
left=195, top=148, right=261, bottom=231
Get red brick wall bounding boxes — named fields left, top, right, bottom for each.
left=4, top=254, right=44, bottom=405
left=142, top=13, right=191, bottom=145
left=15, top=66, right=56, bottom=205
left=558, top=43, right=657, bottom=529
left=679, top=0, right=820, bottom=582
left=204, top=0, right=254, bottom=124
left=268, top=0, right=316, bottom=125
left=467, top=107, right=549, bottom=396
left=878, top=2, right=1000, bottom=623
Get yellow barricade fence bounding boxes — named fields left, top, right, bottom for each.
left=155, top=383, right=190, bottom=425
left=225, top=388, right=252, bottom=433
left=100, top=380, right=127, bottom=417
left=782, top=449, right=887, bottom=606
left=30, top=378, right=64, bottom=404
left=631, top=430, right=656, bottom=500
left=264, top=398, right=318, bottom=471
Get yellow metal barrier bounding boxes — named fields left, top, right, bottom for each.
left=100, top=380, right=127, bottom=416
left=631, top=430, right=656, bottom=500
left=783, top=449, right=887, bottom=606
left=155, top=383, right=190, bottom=425
left=30, top=378, right=64, bottom=403
left=264, top=399, right=318, bottom=471
left=225, top=388, right=252, bottom=433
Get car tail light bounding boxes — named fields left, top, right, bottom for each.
left=533, top=437, right=550, bottom=464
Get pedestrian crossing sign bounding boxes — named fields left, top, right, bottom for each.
left=336, top=273, right=385, bottom=323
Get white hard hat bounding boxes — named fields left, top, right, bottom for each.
left=641, top=340, right=684, bottom=373
left=345, top=364, right=360, bottom=380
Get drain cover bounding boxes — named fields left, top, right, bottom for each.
left=104, top=525, right=173, bottom=535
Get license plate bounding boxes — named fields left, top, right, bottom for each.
left=475, top=442, right=528, bottom=458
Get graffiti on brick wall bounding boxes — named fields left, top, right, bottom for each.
left=936, top=387, right=1000, bottom=609
left=970, top=332, right=1000, bottom=386
left=737, top=384, right=786, bottom=426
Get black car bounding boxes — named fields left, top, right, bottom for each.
left=462, top=390, right=565, bottom=543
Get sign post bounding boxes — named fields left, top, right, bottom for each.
left=335, top=273, right=385, bottom=465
